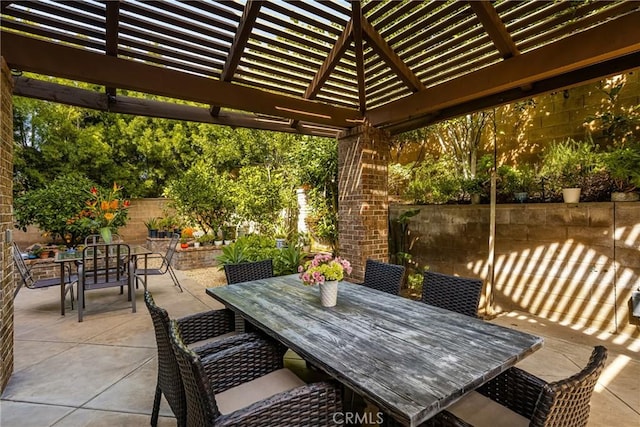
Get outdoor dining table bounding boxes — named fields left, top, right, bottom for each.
left=54, top=244, right=151, bottom=316
left=207, top=274, right=543, bottom=427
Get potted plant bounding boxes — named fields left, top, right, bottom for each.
left=192, top=230, right=204, bottom=248
left=461, top=177, right=485, bottom=204
left=179, top=237, right=189, bottom=249
left=541, top=139, right=598, bottom=203
left=144, top=217, right=159, bottom=238
left=298, top=253, right=352, bottom=307
left=604, top=146, right=640, bottom=201
left=222, top=225, right=236, bottom=245
left=273, top=221, right=289, bottom=249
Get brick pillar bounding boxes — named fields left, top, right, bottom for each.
left=0, top=57, right=15, bottom=393
left=337, top=125, right=390, bottom=282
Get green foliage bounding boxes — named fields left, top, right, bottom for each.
left=603, top=144, right=640, bottom=191
left=540, top=139, right=602, bottom=190
left=406, top=156, right=462, bottom=204
left=498, top=164, right=537, bottom=195
left=232, top=166, right=283, bottom=231
left=13, top=173, right=99, bottom=245
left=216, top=234, right=302, bottom=276
left=164, top=162, right=234, bottom=234
left=305, top=188, right=338, bottom=249
left=388, top=163, right=413, bottom=196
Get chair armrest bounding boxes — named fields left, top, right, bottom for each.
left=201, top=338, right=285, bottom=394
left=192, top=332, right=265, bottom=358
left=177, top=309, right=234, bottom=344
left=216, top=381, right=342, bottom=427
left=476, top=366, right=546, bottom=419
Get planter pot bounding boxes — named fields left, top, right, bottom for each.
left=470, top=194, right=481, bottom=205
left=224, top=240, right=233, bottom=245
left=275, top=238, right=286, bottom=249
left=319, top=280, right=338, bottom=307
left=158, top=231, right=166, bottom=238
left=180, top=243, right=189, bottom=249
left=562, top=188, right=581, bottom=203
left=611, top=192, right=639, bottom=202
left=214, top=240, right=223, bottom=246
left=514, top=192, right=528, bottom=203
left=149, top=229, right=158, bottom=238
left=194, top=242, right=200, bottom=248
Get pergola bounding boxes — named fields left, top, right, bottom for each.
left=2, top=1, right=640, bottom=138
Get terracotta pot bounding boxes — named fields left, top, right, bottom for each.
left=180, top=243, right=189, bottom=249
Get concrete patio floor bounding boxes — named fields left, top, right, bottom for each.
left=1, top=268, right=638, bottom=426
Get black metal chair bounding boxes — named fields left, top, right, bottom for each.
left=425, top=346, right=608, bottom=427
left=12, top=242, right=76, bottom=306
left=224, top=259, right=274, bottom=285
left=145, top=290, right=267, bottom=427
left=420, top=271, right=483, bottom=318
left=84, top=233, right=123, bottom=244
left=77, top=243, right=134, bottom=322
left=135, top=232, right=182, bottom=292
left=362, top=259, right=405, bottom=295
left=169, top=319, right=343, bottom=427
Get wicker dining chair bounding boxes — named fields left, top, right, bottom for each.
left=169, top=319, right=343, bottom=427
left=362, top=259, right=405, bottom=295
left=420, top=271, right=483, bottom=318
left=145, top=291, right=269, bottom=427
left=135, top=232, right=182, bottom=292
left=425, top=346, right=608, bottom=427
left=224, top=259, right=274, bottom=285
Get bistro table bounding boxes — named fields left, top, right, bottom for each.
left=55, top=244, right=151, bottom=316
left=207, top=274, right=543, bottom=427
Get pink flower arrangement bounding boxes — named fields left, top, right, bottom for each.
left=298, top=253, right=352, bottom=286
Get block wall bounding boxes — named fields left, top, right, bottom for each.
left=390, top=202, right=640, bottom=334
left=1, top=57, right=15, bottom=393
left=338, top=126, right=390, bottom=281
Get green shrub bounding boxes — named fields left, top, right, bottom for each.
left=216, top=234, right=303, bottom=276
left=540, top=139, right=601, bottom=190
left=406, top=156, right=462, bottom=204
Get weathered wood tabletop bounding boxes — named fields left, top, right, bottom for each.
left=206, top=274, right=543, bottom=426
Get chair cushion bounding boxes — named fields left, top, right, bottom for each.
left=446, top=391, right=529, bottom=427
left=187, top=332, right=238, bottom=351
left=215, top=368, right=305, bottom=415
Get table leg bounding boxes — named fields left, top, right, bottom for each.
left=60, top=262, right=66, bottom=316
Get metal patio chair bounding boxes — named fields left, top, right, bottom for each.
left=169, top=319, right=342, bottom=426
left=135, top=232, right=182, bottom=292
left=76, top=243, right=134, bottom=322
left=361, top=259, right=405, bottom=295
left=420, top=271, right=483, bottom=318
left=12, top=242, right=76, bottom=307
left=425, top=346, right=608, bottom=427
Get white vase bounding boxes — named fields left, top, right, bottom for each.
left=562, top=188, right=581, bottom=203
left=319, top=280, right=338, bottom=307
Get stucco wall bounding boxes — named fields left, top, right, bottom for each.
left=390, top=202, right=640, bottom=335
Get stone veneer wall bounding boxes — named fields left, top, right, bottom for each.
left=390, top=202, right=640, bottom=334
left=338, top=125, right=390, bottom=281
left=1, top=57, right=15, bottom=392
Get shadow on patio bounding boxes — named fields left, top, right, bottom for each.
left=1, top=269, right=638, bottom=426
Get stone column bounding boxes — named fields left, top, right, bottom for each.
left=337, top=125, right=390, bottom=282
left=0, top=57, right=15, bottom=393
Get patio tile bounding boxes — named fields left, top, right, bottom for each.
left=83, top=357, right=173, bottom=418
left=2, top=344, right=153, bottom=407
left=52, top=408, right=176, bottom=427
left=12, top=340, right=78, bottom=373
left=0, top=401, right=73, bottom=427
left=86, top=313, right=156, bottom=348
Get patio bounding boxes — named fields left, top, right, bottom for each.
left=1, top=268, right=638, bottom=426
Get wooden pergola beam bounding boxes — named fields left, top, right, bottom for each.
left=468, top=1, right=519, bottom=59
left=210, top=0, right=262, bottom=117
left=2, top=31, right=362, bottom=128
left=361, top=16, right=425, bottom=93
left=352, top=1, right=366, bottom=113
left=13, top=77, right=342, bottom=138
left=384, top=51, right=640, bottom=135
left=104, top=1, right=119, bottom=99
left=367, top=11, right=640, bottom=128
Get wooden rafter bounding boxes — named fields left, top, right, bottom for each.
left=2, top=31, right=362, bottom=127
left=361, top=16, right=425, bottom=93
left=105, top=1, right=119, bottom=99
left=469, top=1, right=519, bottom=59
left=210, top=0, right=262, bottom=117
left=367, top=11, right=640, bottom=128
left=13, top=77, right=342, bottom=138
left=352, top=1, right=366, bottom=113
